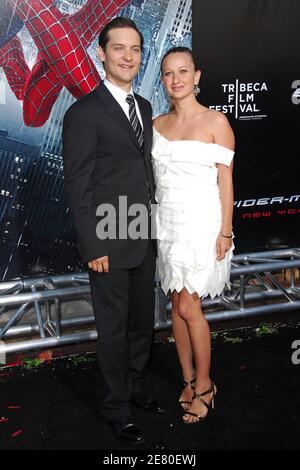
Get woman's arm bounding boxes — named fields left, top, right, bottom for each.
left=211, top=112, right=235, bottom=260
left=218, top=164, right=234, bottom=236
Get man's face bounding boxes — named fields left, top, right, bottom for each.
left=97, top=27, right=142, bottom=90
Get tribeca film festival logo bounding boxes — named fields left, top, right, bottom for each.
left=291, top=80, right=300, bottom=105
left=209, top=80, right=268, bottom=120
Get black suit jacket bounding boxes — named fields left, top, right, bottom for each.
left=62, top=82, right=156, bottom=268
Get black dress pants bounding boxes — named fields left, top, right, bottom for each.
left=88, top=240, right=156, bottom=420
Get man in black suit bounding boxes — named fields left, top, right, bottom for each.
left=62, top=18, right=163, bottom=445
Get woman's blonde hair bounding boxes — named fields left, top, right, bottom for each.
left=160, top=46, right=200, bottom=74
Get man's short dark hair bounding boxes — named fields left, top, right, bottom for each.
left=98, top=17, right=144, bottom=50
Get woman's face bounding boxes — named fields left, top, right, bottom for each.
left=161, top=52, right=201, bottom=99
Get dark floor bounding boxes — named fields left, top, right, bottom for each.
left=1, top=318, right=300, bottom=453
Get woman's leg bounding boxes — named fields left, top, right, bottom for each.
left=177, top=288, right=215, bottom=422
left=171, top=291, right=195, bottom=408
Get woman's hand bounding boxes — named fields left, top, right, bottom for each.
left=216, top=233, right=233, bottom=260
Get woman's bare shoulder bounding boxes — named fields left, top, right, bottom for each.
left=203, top=108, right=229, bottom=125
left=207, top=110, right=234, bottom=150
left=153, top=112, right=173, bottom=130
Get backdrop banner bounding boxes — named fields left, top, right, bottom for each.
left=1, top=0, right=299, bottom=280
left=193, top=0, right=300, bottom=252
left=0, top=0, right=191, bottom=279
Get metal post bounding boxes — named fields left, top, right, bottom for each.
left=0, top=248, right=299, bottom=358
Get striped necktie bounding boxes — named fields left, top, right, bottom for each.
left=126, top=94, right=144, bottom=148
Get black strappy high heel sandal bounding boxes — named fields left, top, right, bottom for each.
left=183, top=381, right=217, bottom=423
left=178, top=376, right=196, bottom=410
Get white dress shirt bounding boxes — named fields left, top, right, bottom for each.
left=103, top=78, right=144, bottom=130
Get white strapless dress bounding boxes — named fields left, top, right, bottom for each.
left=151, top=127, right=235, bottom=299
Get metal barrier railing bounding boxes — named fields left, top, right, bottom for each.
left=0, top=248, right=299, bottom=360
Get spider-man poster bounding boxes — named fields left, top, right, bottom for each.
left=0, top=0, right=192, bottom=280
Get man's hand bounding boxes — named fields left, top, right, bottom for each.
left=88, top=255, right=109, bottom=273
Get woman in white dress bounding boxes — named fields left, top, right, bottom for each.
left=152, top=47, right=235, bottom=424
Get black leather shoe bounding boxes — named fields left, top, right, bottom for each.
left=131, top=392, right=166, bottom=413
left=107, top=416, right=146, bottom=445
